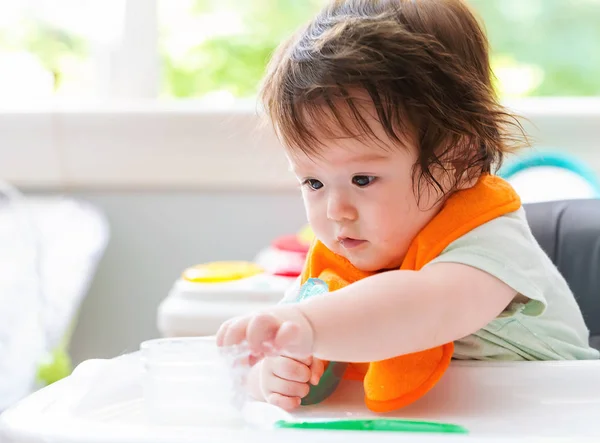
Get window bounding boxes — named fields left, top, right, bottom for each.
left=1, top=0, right=598, bottom=102
left=158, top=0, right=325, bottom=103
left=1, top=0, right=598, bottom=191
left=0, top=1, right=129, bottom=101
left=471, top=0, right=600, bottom=97
left=158, top=0, right=600, bottom=100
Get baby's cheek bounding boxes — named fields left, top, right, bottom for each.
left=374, top=228, right=412, bottom=267
left=371, top=216, right=401, bottom=244
left=305, top=213, right=329, bottom=241
left=304, top=202, right=322, bottom=227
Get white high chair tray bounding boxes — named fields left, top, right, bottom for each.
left=1, top=353, right=599, bottom=443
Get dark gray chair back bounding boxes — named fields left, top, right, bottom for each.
left=524, top=199, right=600, bottom=350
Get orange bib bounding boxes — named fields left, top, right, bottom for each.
left=300, top=174, right=521, bottom=412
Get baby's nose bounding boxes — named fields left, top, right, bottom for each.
left=326, top=193, right=358, bottom=222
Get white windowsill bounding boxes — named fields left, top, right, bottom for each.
left=1, top=97, right=600, bottom=191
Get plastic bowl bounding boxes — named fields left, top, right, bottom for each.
left=140, top=337, right=250, bottom=427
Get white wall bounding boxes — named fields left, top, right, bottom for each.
left=67, top=190, right=306, bottom=363
left=3, top=98, right=600, bottom=191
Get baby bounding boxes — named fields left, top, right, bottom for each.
left=217, top=0, right=599, bottom=411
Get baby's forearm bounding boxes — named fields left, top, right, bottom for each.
left=297, top=270, right=436, bottom=362
left=297, top=265, right=514, bottom=362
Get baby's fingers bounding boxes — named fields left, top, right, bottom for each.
left=219, top=316, right=250, bottom=348
left=264, top=376, right=310, bottom=399
left=247, top=314, right=282, bottom=355
left=215, top=319, right=232, bottom=347
left=271, top=357, right=311, bottom=383
left=310, top=358, right=325, bottom=385
left=265, top=393, right=301, bottom=412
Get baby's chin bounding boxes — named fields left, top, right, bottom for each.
left=319, top=237, right=401, bottom=271
left=336, top=246, right=397, bottom=273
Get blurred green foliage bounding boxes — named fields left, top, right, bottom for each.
left=160, top=0, right=600, bottom=99
left=3, top=1, right=598, bottom=99
left=470, top=0, right=600, bottom=97
left=0, top=19, right=87, bottom=91
left=160, top=0, right=324, bottom=99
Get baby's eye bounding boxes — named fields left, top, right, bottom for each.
left=352, top=175, right=376, bottom=187
left=303, top=179, right=324, bottom=190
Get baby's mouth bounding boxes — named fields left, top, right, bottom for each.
left=338, top=237, right=367, bottom=249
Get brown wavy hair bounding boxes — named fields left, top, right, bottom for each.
left=259, top=0, right=528, bottom=198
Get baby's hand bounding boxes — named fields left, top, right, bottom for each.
left=260, top=355, right=325, bottom=411
left=216, top=307, right=314, bottom=361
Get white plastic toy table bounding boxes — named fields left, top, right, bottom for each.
left=2, top=347, right=599, bottom=443
left=157, top=263, right=295, bottom=337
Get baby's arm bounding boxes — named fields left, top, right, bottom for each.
left=217, top=263, right=516, bottom=366
left=299, top=263, right=516, bottom=362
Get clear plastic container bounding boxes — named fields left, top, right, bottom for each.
left=140, top=337, right=250, bottom=427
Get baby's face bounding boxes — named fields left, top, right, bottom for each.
left=288, top=128, right=443, bottom=272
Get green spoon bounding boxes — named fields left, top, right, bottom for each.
left=242, top=401, right=467, bottom=435
left=274, top=418, right=468, bottom=434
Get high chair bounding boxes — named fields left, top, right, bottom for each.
left=524, top=198, right=600, bottom=350
left=1, top=199, right=600, bottom=443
